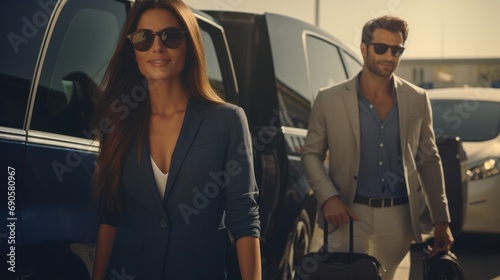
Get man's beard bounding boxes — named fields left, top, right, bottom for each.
left=366, top=53, right=397, bottom=78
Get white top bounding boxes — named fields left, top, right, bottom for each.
left=150, top=155, right=168, bottom=200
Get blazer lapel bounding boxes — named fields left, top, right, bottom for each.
left=394, top=76, right=409, bottom=155
left=124, top=137, right=168, bottom=217
left=342, top=77, right=361, bottom=150
left=163, top=97, right=205, bottom=202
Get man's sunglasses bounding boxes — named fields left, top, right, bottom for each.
left=127, top=27, right=186, bottom=51
left=368, top=42, right=405, bottom=57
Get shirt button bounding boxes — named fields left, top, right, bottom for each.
left=160, top=219, right=168, bottom=228
left=369, top=104, right=374, bottom=108
left=381, top=178, right=385, bottom=182
left=379, top=161, right=383, bottom=165
left=381, top=125, right=384, bottom=129
left=380, top=143, right=384, bottom=147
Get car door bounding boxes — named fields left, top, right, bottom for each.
left=0, top=1, right=49, bottom=271
left=194, top=10, right=238, bottom=103
left=9, top=0, right=128, bottom=278
left=25, top=0, right=128, bottom=244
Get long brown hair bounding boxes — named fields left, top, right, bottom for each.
left=91, top=0, right=223, bottom=215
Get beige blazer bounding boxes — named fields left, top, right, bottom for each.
left=301, top=74, right=450, bottom=242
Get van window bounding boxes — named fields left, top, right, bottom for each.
left=277, top=81, right=311, bottom=129
left=0, top=1, right=56, bottom=129
left=305, top=35, right=347, bottom=100
left=342, top=50, right=363, bottom=77
left=30, top=0, right=125, bottom=138
left=201, top=29, right=226, bottom=100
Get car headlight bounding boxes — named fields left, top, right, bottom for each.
left=467, top=158, right=500, bottom=181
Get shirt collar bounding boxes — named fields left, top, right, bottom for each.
left=356, top=72, right=397, bottom=99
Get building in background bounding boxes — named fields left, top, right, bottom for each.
left=396, top=58, right=500, bottom=89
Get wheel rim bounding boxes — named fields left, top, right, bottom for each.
left=283, top=218, right=311, bottom=279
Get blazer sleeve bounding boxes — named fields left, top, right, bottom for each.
left=302, top=91, right=340, bottom=208
left=416, top=91, right=451, bottom=224
left=223, top=107, right=261, bottom=241
left=98, top=203, right=120, bottom=227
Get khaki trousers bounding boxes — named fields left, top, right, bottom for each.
left=327, top=203, right=414, bottom=280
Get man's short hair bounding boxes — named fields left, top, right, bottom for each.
left=361, top=15, right=409, bottom=45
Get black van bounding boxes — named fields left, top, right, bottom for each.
left=0, top=1, right=467, bottom=279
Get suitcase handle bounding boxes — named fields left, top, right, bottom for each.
left=324, top=217, right=354, bottom=256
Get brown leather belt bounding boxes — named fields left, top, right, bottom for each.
left=353, top=196, right=409, bottom=208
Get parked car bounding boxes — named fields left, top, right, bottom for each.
left=428, top=87, right=500, bottom=233
left=204, top=11, right=468, bottom=279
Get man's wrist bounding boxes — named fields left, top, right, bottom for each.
left=321, top=195, right=340, bottom=209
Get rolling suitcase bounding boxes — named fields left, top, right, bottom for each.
left=295, top=218, right=382, bottom=280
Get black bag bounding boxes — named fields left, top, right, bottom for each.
left=423, top=250, right=465, bottom=280
left=294, top=218, right=382, bottom=280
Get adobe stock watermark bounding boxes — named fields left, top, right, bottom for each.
left=111, top=267, right=135, bottom=280
left=433, top=88, right=494, bottom=133
left=211, top=0, right=243, bottom=20
left=6, top=166, right=17, bottom=273
left=178, top=107, right=280, bottom=225
left=7, top=0, right=57, bottom=54
left=51, top=78, right=150, bottom=182
left=178, top=160, right=243, bottom=224
left=293, top=249, right=330, bottom=279
left=352, top=0, right=408, bottom=47
left=380, top=87, right=493, bottom=191
left=381, top=140, right=450, bottom=192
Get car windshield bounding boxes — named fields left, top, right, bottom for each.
left=430, top=99, right=500, bottom=141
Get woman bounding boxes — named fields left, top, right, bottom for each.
left=91, top=1, right=261, bottom=279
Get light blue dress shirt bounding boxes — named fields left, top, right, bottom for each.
left=355, top=76, right=408, bottom=198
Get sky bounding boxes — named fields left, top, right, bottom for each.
left=183, top=0, right=500, bottom=60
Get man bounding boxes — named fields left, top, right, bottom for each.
left=301, top=15, right=454, bottom=280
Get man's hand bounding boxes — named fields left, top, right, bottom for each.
left=428, top=222, right=454, bottom=257
left=322, top=196, right=359, bottom=226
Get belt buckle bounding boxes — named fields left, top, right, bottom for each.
left=368, top=197, right=383, bottom=207
left=368, top=197, right=394, bottom=207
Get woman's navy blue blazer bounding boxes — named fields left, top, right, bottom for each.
left=101, top=97, right=260, bottom=280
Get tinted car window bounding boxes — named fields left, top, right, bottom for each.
left=277, top=81, right=311, bottom=128
left=30, top=0, right=125, bottom=138
left=305, top=35, right=347, bottom=100
left=431, top=100, right=500, bottom=141
left=342, top=50, right=363, bottom=77
left=0, top=1, right=56, bottom=129
left=201, top=28, right=226, bottom=100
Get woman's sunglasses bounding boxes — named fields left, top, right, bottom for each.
left=127, top=27, right=186, bottom=52
left=368, top=42, right=405, bottom=57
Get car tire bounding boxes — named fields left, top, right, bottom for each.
left=280, top=209, right=311, bottom=280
